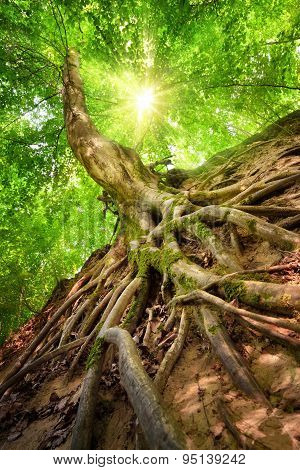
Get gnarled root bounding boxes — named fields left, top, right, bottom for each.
left=0, top=274, right=103, bottom=392
left=194, top=304, right=269, bottom=407
left=238, top=316, right=300, bottom=348
left=0, top=338, right=86, bottom=398
left=187, top=205, right=300, bottom=251
left=104, top=327, right=186, bottom=449
left=71, top=277, right=142, bottom=449
left=217, top=399, right=249, bottom=449
left=171, top=289, right=300, bottom=335
left=154, top=308, right=190, bottom=392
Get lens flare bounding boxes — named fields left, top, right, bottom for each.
left=136, top=88, right=154, bottom=118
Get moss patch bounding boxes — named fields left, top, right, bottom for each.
left=223, top=280, right=246, bottom=301
left=207, top=323, right=222, bottom=335
left=177, top=273, right=199, bottom=293
left=86, top=336, right=105, bottom=369
left=246, top=218, right=257, bottom=233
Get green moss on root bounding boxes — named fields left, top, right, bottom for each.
left=177, top=273, right=199, bottom=293
left=223, top=280, right=246, bottom=301
left=246, top=219, right=257, bottom=233
left=207, top=323, right=222, bottom=335
left=132, top=245, right=182, bottom=278
left=194, top=221, right=212, bottom=240
left=86, top=336, right=105, bottom=369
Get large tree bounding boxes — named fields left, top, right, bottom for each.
left=0, top=0, right=300, bottom=450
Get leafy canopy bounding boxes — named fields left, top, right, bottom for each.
left=0, top=0, right=299, bottom=342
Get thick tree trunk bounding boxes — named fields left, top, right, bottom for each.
left=63, top=49, right=169, bottom=234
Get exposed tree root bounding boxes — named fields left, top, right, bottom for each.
left=194, top=305, right=270, bottom=406
left=67, top=320, right=102, bottom=380
left=170, top=258, right=300, bottom=314
left=33, top=330, right=61, bottom=358
left=0, top=338, right=86, bottom=398
left=184, top=205, right=300, bottom=251
left=278, top=214, right=300, bottom=229
left=177, top=218, right=243, bottom=271
left=2, top=91, right=300, bottom=451
left=59, top=290, right=100, bottom=347
left=234, top=205, right=300, bottom=218
left=217, top=399, right=250, bottom=449
left=164, top=305, right=178, bottom=332
left=104, top=327, right=186, bottom=449
left=202, top=262, right=300, bottom=292
left=0, top=273, right=103, bottom=390
left=226, top=173, right=300, bottom=206
left=238, top=316, right=300, bottom=348
left=78, top=288, right=114, bottom=337
left=170, top=289, right=300, bottom=335
left=95, top=272, right=134, bottom=327
left=71, top=348, right=107, bottom=449
left=220, top=279, right=300, bottom=315
left=230, top=224, right=243, bottom=258
left=154, top=308, right=190, bottom=391
left=71, top=276, right=142, bottom=449
left=79, top=270, right=133, bottom=337
left=143, top=308, right=154, bottom=347
left=123, top=277, right=150, bottom=334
